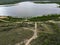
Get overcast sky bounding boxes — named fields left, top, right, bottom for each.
left=0, top=1, right=60, bottom=17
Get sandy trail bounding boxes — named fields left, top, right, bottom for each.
left=15, top=22, right=54, bottom=45
left=0, top=19, right=9, bottom=22
left=41, top=23, right=53, bottom=33
left=15, top=39, right=28, bottom=45
left=15, top=22, right=38, bottom=45
left=25, top=22, right=38, bottom=45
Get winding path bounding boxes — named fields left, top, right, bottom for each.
left=25, top=22, right=38, bottom=45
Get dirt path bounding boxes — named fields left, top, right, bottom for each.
left=41, top=24, right=50, bottom=31
left=15, top=39, right=28, bottom=45
left=15, top=22, right=54, bottom=45
left=15, top=22, right=38, bottom=45
left=0, top=19, right=9, bottom=22
left=25, top=22, right=38, bottom=45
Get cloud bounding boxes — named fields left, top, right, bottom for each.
left=0, top=1, right=60, bottom=17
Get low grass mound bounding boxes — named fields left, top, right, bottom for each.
left=31, top=33, right=60, bottom=45
left=0, top=23, right=33, bottom=45
left=31, top=22, right=60, bottom=45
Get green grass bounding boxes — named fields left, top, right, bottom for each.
left=0, top=23, right=33, bottom=45
left=1, top=14, right=60, bottom=22
left=34, top=2, right=60, bottom=4
left=2, top=16, right=25, bottom=22
left=31, top=33, right=60, bottom=45
left=0, top=0, right=21, bottom=5
left=28, top=14, right=60, bottom=21
left=30, top=22, right=60, bottom=45
left=0, top=14, right=60, bottom=45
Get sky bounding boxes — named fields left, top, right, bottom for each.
left=0, top=1, right=60, bottom=17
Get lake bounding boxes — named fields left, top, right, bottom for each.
left=0, top=1, right=60, bottom=17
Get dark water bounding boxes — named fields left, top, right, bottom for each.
left=0, top=1, right=60, bottom=17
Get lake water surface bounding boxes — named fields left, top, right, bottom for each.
left=0, top=1, right=60, bottom=17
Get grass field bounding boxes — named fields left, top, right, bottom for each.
left=0, top=15, right=60, bottom=45
left=0, top=22, right=34, bottom=45
left=30, top=22, right=60, bottom=45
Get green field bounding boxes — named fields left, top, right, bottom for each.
left=0, top=14, right=60, bottom=45
left=30, top=22, right=60, bottom=45
left=0, top=22, right=33, bottom=45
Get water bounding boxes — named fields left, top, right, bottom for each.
left=0, top=1, right=60, bottom=17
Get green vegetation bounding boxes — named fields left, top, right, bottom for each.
left=0, top=23, right=33, bottom=45
left=0, top=0, right=21, bottom=5
left=1, top=22, right=60, bottom=45
left=1, top=14, right=60, bottom=22
left=31, top=33, right=60, bottom=45
left=31, top=23, right=60, bottom=45
left=28, top=14, right=60, bottom=21
left=2, top=16, right=25, bottom=22
left=0, top=14, right=60, bottom=45
left=0, top=0, right=60, bottom=5
left=34, top=2, right=60, bottom=5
